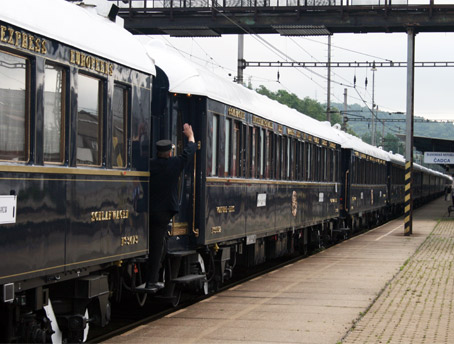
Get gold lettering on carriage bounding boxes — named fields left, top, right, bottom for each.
left=252, top=116, right=273, bottom=129
left=0, top=25, right=47, bottom=54
left=70, top=49, right=113, bottom=76
left=121, top=235, right=139, bottom=246
left=216, top=205, right=235, bottom=214
left=91, top=210, right=129, bottom=222
left=228, top=107, right=245, bottom=120
left=211, top=226, right=222, bottom=234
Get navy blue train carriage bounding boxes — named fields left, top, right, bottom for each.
left=149, top=41, right=450, bottom=297
left=150, top=41, right=362, bottom=292
left=339, top=133, right=390, bottom=232
left=0, top=0, right=155, bottom=342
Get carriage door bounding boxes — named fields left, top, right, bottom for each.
left=169, top=95, right=202, bottom=238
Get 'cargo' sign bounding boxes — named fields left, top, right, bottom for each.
left=424, top=152, right=454, bottom=164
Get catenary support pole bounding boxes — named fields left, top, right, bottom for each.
left=327, top=35, right=331, bottom=123
left=237, top=34, right=244, bottom=84
left=405, top=28, right=416, bottom=236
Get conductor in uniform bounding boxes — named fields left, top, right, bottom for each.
left=144, top=123, right=196, bottom=291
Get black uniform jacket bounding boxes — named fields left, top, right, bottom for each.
left=149, top=141, right=197, bottom=213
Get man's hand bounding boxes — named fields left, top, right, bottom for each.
left=183, top=123, right=195, bottom=142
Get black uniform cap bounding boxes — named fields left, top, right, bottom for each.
left=156, top=139, right=172, bottom=152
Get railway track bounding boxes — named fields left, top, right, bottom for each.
left=89, top=253, right=308, bottom=343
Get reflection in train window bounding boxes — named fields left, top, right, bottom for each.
left=112, top=84, right=128, bottom=168
left=77, top=74, right=102, bottom=166
left=0, top=51, right=28, bottom=161
left=306, top=143, right=311, bottom=181
left=211, top=115, right=218, bottom=176
left=44, top=63, right=65, bottom=163
left=260, top=128, right=265, bottom=178
left=224, top=118, right=231, bottom=177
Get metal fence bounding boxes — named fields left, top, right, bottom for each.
left=110, top=0, right=451, bottom=9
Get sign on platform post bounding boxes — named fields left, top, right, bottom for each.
left=423, top=152, right=454, bottom=164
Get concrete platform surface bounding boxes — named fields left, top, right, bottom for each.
left=104, top=197, right=452, bottom=344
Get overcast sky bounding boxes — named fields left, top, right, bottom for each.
left=148, top=31, right=454, bottom=121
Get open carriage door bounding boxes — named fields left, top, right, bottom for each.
left=169, top=95, right=203, bottom=243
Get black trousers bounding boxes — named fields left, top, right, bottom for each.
left=146, top=211, right=174, bottom=284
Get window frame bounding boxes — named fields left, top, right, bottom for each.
left=76, top=72, right=103, bottom=167
left=0, top=49, right=30, bottom=163
left=43, top=62, right=66, bottom=165
left=112, top=83, right=129, bottom=169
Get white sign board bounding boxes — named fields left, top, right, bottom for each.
left=257, top=193, right=267, bottom=207
left=0, top=195, right=17, bottom=224
left=424, top=152, right=454, bottom=165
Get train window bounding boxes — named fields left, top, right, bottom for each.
left=224, top=118, right=231, bottom=177
left=0, top=51, right=28, bottom=162
left=267, top=131, right=273, bottom=179
left=77, top=74, right=102, bottom=166
left=314, top=146, right=320, bottom=181
left=291, top=139, right=296, bottom=180
left=253, top=127, right=258, bottom=179
left=313, top=145, right=317, bottom=181
left=322, top=148, right=327, bottom=181
left=112, top=84, right=128, bottom=168
left=301, top=142, right=306, bottom=181
left=329, top=149, right=333, bottom=182
left=260, top=128, right=265, bottom=178
left=362, top=159, right=366, bottom=184
left=286, top=137, right=290, bottom=180
left=306, top=143, right=311, bottom=181
left=280, top=136, right=285, bottom=180
left=297, top=141, right=303, bottom=180
left=210, top=115, right=218, bottom=176
left=276, top=135, right=281, bottom=180
left=233, top=121, right=240, bottom=177
left=44, top=64, right=65, bottom=164
left=247, top=126, right=253, bottom=178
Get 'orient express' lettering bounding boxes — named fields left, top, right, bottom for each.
left=70, top=49, right=113, bottom=76
left=91, top=210, right=129, bottom=222
left=0, top=24, right=47, bottom=54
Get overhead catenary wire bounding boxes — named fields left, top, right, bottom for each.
left=162, top=7, right=410, bottom=120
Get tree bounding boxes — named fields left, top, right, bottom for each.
left=383, top=133, right=404, bottom=155
left=256, top=85, right=343, bottom=126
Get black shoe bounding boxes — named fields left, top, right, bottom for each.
left=146, top=282, right=164, bottom=290
left=135, top=282, right=164, bottom=293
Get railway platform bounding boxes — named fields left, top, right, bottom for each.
left=104, top=196, right=453, bottom=344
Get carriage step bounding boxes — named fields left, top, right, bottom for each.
left=333, top=227, right=350, bottom=232
left=172, top=274, right=206, bottom=284
left=167, top=250, right=198, bottom=257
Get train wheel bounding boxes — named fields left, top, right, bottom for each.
left=82, top=309, right=90, bottom=342
left=43, top=299, right=63, bottom=343
left=197, top=253, right=209, bottom=295
left=170, top=287, right=182, bottom=307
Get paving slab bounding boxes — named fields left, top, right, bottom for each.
left=104, top=196, right=451, bottom=344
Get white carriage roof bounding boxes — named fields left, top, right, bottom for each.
left=146, top=40, right=342, bottom=145
left=145, top=40, right=454, bottom=176
left=388, top=152, right=406, bottom=165
left=0, top=0, right=155, bottom=75
left=333, top=128, right=390, bottom=161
